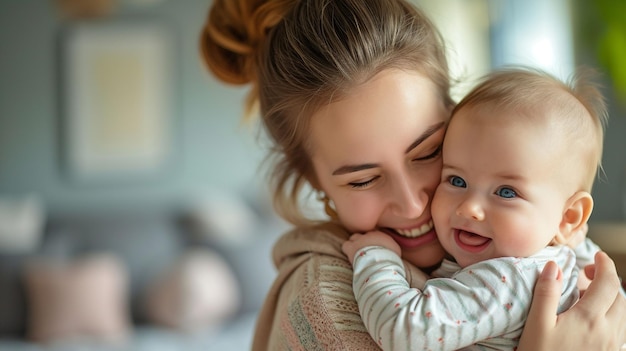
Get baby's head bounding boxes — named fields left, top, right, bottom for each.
left=432, top=67, right=607, bottom=268
left=452, top=68, right=607, bottom=192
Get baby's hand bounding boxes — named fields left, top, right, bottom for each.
left=342, top=231, right=401, bottom=265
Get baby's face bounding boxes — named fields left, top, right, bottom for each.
left=431, top=105, right=571, bottom=268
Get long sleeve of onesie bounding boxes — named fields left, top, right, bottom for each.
left=351, top=246, right=578, bottom=351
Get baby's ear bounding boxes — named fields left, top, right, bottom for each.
left=553, top=191, right=593, bottom=245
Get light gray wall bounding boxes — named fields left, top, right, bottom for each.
left=0, top=1, right=267, bottom=215
left=591, top=97, right=626, bottom=221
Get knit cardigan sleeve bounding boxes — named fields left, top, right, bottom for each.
left=252, top=224, right=430, bottom=351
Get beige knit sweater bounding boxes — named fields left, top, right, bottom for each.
left=251, top=222, right=430, bottom=350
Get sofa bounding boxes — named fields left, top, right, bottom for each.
left=0, top=195, right=288, bottom=351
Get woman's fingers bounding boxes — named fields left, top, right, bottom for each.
left=577, top=251, right=626, bottom=349
left=517, top=261, right=563, bottom=350
left=602, top=261, right=626, bottom=347
left=606, top=293, right=626, bottom=348
left=522, top=261, right=562, bottom=333
left=520, top=253, right=626, bottom=351
left=576, top=252, right=621, bottom=315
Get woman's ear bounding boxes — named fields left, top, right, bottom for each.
left=553, top=191, right=593, bottom=245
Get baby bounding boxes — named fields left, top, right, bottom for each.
left=342, top=67, right=607, bottom=350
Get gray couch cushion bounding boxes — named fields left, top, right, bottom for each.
left=0, top=253, right=29, bottom=337
left=42, top=212, right=184, bottom=323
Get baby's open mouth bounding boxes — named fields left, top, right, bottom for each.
left=454, top=229, right=491, bottom=252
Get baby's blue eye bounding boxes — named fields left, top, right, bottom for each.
left=496, top=187, right=517, bottom=199
left=449, top=176, right=466, bottom=188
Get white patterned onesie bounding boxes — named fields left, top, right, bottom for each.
left=351, top=244, right=579, bottom=351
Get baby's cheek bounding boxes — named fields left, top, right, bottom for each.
left=431, top=189, right=453, bottom=230
left=501, top=231, right=543, bottom=258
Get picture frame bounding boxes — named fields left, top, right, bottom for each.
left=59, top=20, right=176, bottom=184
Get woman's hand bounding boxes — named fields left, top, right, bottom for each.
left=519, top=251, right=626, bottom=351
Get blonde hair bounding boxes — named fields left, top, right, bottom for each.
left=201, top=0, right=454, bottom=225
left=452, top=67, right=608, bottom=191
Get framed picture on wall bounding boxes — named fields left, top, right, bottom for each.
left=60, top=20, right=177, bottom=184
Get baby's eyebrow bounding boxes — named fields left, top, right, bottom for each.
left=404, top=121, right=445, bottom=154
left=440, top=164, right=466, bottom=178
left=494, top=173, right=525, bottom=182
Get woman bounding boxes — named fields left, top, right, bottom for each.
left=201, top=0, right=626, bottom=350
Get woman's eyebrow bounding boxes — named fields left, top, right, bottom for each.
left=405, top=121, right=445, bottom=154
left=332, top=163, right=378, bottom=176
left=332, top=122, right=446, bottom=176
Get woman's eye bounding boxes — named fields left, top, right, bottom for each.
left=449, top=176, right=466, bottom=188
left=349, top=177, right=377, bottom=188
left=496, top=187, right=517, bottom=199
left=414, top=144, right=442, bottom=161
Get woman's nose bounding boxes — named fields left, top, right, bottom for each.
left=456, top=195, right=485, bottom=221
left=389, top=176, right=427, bottom=219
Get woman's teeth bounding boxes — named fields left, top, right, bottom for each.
left=396, top=220, right=433, bottom=238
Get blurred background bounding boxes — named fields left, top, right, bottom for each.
left=0, top=0, right=625, bottom=350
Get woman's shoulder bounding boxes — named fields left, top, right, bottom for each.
left=272, top=222, right=353, bottom=289
left=272, top=221, right=351, bottom=266
left=276, top=245, right=378, bottom=349
left=260, top=222, right=379, bottom=350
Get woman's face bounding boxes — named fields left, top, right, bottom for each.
left=309, top=69, right=449, bottom=268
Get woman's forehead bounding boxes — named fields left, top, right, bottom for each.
left=308, top=71, right=447, bottom=168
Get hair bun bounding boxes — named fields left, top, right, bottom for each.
left=200, top=0, right=294, bottom=86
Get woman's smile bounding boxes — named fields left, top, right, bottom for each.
left=381, top=220, right=438, bottom=249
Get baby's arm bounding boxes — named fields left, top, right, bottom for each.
left=342, top=231, right=401, bottom=265
left=351, top=247, right=575, bottom=351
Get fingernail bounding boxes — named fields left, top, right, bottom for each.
left=542, top=262, right=559, bottom=280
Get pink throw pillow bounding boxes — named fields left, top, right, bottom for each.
left=23, top=254, right=130, bottom=344
left=144, top=249, right=240, bottom=332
